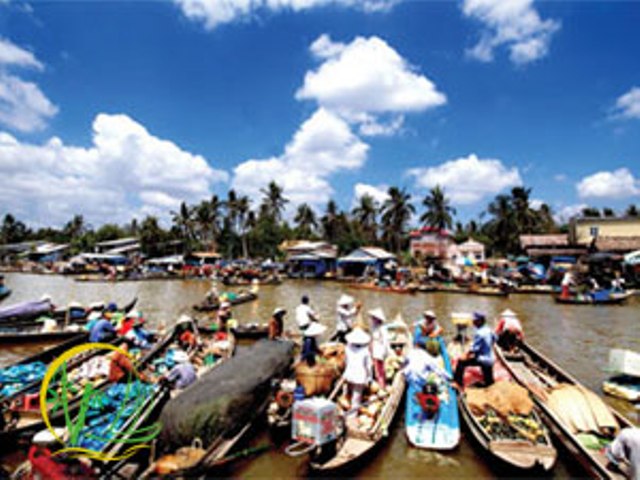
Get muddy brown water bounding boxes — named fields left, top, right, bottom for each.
left=1, top=273, right=638, bottom=478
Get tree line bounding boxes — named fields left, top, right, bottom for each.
left=1, top=181, right=638, bottom=260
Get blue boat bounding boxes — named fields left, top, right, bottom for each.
left=405, top=336, right=460, bottom=450
left=0, top=286, right=11, bottom=302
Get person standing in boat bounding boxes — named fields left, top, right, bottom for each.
left=414, top=310, right=443, bottom=346
left=300, top=322, right=326, bottom=367
left=453, top=312, right=496, bottom=388
left=343, top=327, right=372, bottom=414
left=295, top=295, right=319, bottom=333
left=606, top=427, right=640, bottom=479
left=268, top=307, right=287, bottom=340
left=334, top=294, right=360, bottom=343
left=369, top=308, right=390, bottom=388
left=215, top=301, right=233, bottom=331
left=561, top=271, right=574, bottom=299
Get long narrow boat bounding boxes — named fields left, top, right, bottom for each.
left=449, top=340, right=557, bottom=472
left=221, top=277, right=282, bottom=287
left=436, top=284, right=508, bottom=297
left=0, top=286, right=11, bottom=302
left=345, top=283, right=417, bottom=295
left=193, top=291, right=258, bottom=312
left=495, top=342, right=633, bottom=479
left=511, top=285, right=556, bottom=295
left=309, top=319, right=411, bottom=472
left=553, top=292, right=630, bottom=305
left=405, top=336, right=460, bottom=450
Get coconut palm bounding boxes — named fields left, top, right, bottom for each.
left=321, top=200, right=339, bottom=243
left=511, top=187, right=537, bottom=234
left=294, top=203, right=317, bottom=238
left=380, top=187, right=415, bottom=253
left=260, top=181, right=289, bottom=222
left=171, top=202, right=195, bottom=251
left=236, top=195, right=252, bottom=258
left=420, top=185, right=456, bottom=231
left=485, top=194, right=514, bottom=255
left=352, top=194, right=379, bottom=244
left=626, top=204, right=639, bottom=217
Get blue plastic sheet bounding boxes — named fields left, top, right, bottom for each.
left=0, top=361, right=47, bottom=398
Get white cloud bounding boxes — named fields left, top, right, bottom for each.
left=0, top=38, right=57, bottom=132
left=0, top=113, right=228, bottom=226
left=407, top=153, right=522, bottom=204
left=174, top=0, right=397, bottom=30
left=232, top=107, right=368, bottom=209
left=553, top=173, right=567, bottom=182
left=611, top=87, right=640, bottom=120
left=554, top=203, right=587, bottom=224
left=0, top=38, right=43, bottom=70
left=297, top=34, right=446, bottom=136
left=462, top=0, right=560, bottom=65
left=352, top=182, right=389, bottom=207
left=576, top=168, right=639, bottom=199
left=530, top=198, right=543, bottom=210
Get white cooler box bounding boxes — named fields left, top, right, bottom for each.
left=292, top=397, right=338, bottom=446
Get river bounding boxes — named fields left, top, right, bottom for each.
left=1, top=272, right=638, bottom=478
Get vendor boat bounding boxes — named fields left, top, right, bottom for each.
left=495, top=341, right=633, bottom=478
left=306, top=318, right=411, bottom=472
left=346, top=282, right=417, bottom=295
left=554, top=291, right=630, bottom=305
left=193, top=291, right=258, bottom=312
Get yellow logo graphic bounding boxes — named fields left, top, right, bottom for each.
left=39, top=342, right=162, bottom=462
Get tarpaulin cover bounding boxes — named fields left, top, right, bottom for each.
left=0, top=299, right=51, bottom=323
left=158, top=340, right=294, bottom=452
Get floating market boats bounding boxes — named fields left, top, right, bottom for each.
left=346, top=282, right=417, bottom=295
left=308, top=318, right=411, bottom=472
left=192, top=291, right=258, bottom=312
left=495, top=341, right=633, bottom=478
left=553, top=291, right=630, bottom=305
left=405, top=336, right=460, bottom=450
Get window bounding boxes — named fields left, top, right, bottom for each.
left=590, top=226, right=599, bottom=238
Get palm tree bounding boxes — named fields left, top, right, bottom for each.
left=511, top=187, right=537, bottom=234
left=352, top=194, right=379, bottom=244
left=420, top=185, right=456, bottom=231
left=626, top=204, right=639, bottom=217
left=139, top=215, right=165, bottom=257
left=485, top=194, right=514, bottom=255
left=171, top=202, right=195, bottom=252
left=321, top=200, right=339, bottom=243
left=380, top=187, right=415, bottom=253
left=63, top=214, right=87, bottom=241
left=260, top=181, right=289, bottom=222
left=236, top=195, right=251, bottom=258
left=534, top=203, right=556, bottom=233
left=294, top=203, right=317, bottom=238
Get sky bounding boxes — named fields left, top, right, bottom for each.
left=0, top=0, right=639, bottom=228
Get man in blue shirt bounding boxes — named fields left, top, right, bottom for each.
left=453, top=312, right=496, bottom=388
left=165, top=350, right=197, bottom=390
left=89, top=317, right=116, bottom=343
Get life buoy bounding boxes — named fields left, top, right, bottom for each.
left=416, top=392, right=440, bottom=416
left=276, top=390, right=294, bottom=409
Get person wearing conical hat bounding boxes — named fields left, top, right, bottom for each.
left=369, top=308, right=389, bottom=388
left=301, top=322, right=326, bottom=367
left=333, top=294, right=361, bottom=343
left=495, top=308, right=524, bottom=352
left=414, top=310, right=443, bottom=347
left=269, top=307, right=287, bottom=340
left=343, top=327, right=372, bottom=413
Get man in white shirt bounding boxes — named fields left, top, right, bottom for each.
left=334, top=294, right=359, bottom=343
left=295, top=295, right=318, bottom=332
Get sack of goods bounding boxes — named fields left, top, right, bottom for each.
left=158, top=340, right=295, bottom=453
left=295, top=362, right=338, bottom=397
left=320, top=343, right=345, bottom=372
left=466, top=381, right=534, bottom=417
left=292, top=398, right=339, bottom=446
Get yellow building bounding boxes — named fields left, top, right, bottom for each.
left=570, top=216, right=640, bottom=253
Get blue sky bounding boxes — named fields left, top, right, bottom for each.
left=0, top=0, right=639, bottom=228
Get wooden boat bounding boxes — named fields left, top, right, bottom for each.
left=554, top=292, right=630, bottom=305
left=345, top=282, right=417, bottom=295
left=436, top=284, right=508, bottom=297
left=309, top=319, right=411, bottom=472
left=602, top=375, right=640, bottom=402
left=192, top=291, right=258, bottom=312
left=221, top=277, right=282, bottom=287
left=0, top=325, right=85, bottom=344
left=512, top=285, right=556, bottom=295
left=0, top=286, right=11, bottom=302
left=417, top=284, right=437, bottom=293
left=405, top=336, right=460, bottom=450
left=495, top=342, right=633, bottom=478
left=447, top=333, right=556, bottom=472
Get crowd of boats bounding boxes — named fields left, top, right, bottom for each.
left=0, top=282, right=638, bottom=479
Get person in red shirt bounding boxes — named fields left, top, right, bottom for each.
left=495, top=309, right=524, bottom=352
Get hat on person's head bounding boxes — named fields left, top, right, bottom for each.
left=304, top=322, right=327, bottom=337
left=107, top=302, right=117, bottom=312
left=423, top=310, right=437, bottom=322
left=346, top=327, right=371, bottom=346
left=173, top=350, right=190, bottom=364
left=40, top=294, right=52, bottom=303
left=220, top=301, right=231, bottom=310
left=67, top=301, right=82, bottom=310
left=473, top=312, right=486, bottom=323
left=337, top=294, right=354, bottom=306
left=87, top=311, right=102, bottom=321
left=501, top=309, right=517, bottom=318
left=273, top=307, right=287, bottom=317
left=368, top=308, right=386, bottom=324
